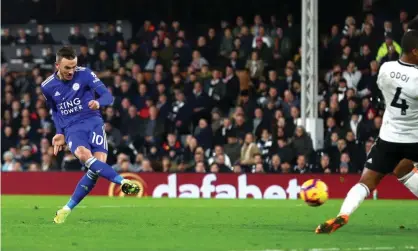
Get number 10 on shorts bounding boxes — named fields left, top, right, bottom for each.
left=92, top=131, right=104, bottom=145
left=90, top=125, right=108, bottom=152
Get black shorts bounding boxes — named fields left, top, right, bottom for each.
left=365, top=137, right=418, bottom=174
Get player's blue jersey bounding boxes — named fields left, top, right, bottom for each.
left=41, top=66, right=106, bottom=133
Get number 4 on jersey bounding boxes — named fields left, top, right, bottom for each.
left=390, top=87, right=409, bottom=115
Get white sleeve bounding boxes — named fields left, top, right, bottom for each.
left=414, top=76, right=418, bottom=99
left=376, top=65, right=385, bottom=90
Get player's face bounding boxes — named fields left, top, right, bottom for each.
left=56, top=58, right=77, bottom=81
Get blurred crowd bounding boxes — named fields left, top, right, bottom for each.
left=1, top=10, right=414, bottom=174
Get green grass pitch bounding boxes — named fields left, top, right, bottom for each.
left=1, top=196, right=417, bottom=251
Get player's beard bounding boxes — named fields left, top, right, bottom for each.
left=58, top=71, right=73, bottom=80
left=65, top=73, right=74, bottom=80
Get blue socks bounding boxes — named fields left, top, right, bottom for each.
left=65, top=158, right=124, bottom=210
left=85, top=157, right=124, bottom=184
left=66, top=170, right=98, bottom=210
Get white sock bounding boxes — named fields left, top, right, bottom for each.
left=63, top=205, right=71, bottom=211
left=398, top=169, right=418, bottom=197
left=338, top=183, right=370, bottom=216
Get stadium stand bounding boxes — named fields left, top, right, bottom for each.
left=1, top=10, right=415, bottom=174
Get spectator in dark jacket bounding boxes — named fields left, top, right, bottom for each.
left=161, top=133, right=184, bottom=161
left=291, top=126, right=313, bottom=160
left=140, top=106, right=165, bottom=144
left=194, top=119, right=213, bottom=150
left=214, top=117, right=235, bottom=145
left=293, top=155, right=313, bottom=174
left=68, top=25, right=88, bottom=45
left=167, top=90, right=192, bottom=135
left=77, top=45, right=94, bottom=68
left=121, top=106, right=143, bottom=144
left=104, top=122, right=122, bottom=150
left=188, top=82, right=211, bottom=127
left=93, top=50, right=113, bottom=72
left=275, top=138, right=294, bottom=164
left=173, top=39, right=191, bottom=68
left=204, top=69, right=226, bottom=109
left=222, top=65, right=240, bottom=113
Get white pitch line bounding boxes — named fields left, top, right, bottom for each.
left=230, top=247, right=417, bottom=251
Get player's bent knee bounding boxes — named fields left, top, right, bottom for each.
left=93, top=151, right=107, bottom=163
left=74, top=146, right=93, bottom=163
left=359, top=168, right=385, bottom=191
left=358, top=168, right=385, bottom=191
left=393, top=159, right=415, bottom=179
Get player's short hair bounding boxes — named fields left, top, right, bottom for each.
left=401, top=30, right=418, bottom=54
left=407, top=16, right=418, bottom=31
left=56, top=46, right=77, bottom=62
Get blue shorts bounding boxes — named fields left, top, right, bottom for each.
left=64, top=117, right=108, bottom=154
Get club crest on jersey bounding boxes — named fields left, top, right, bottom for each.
left=72, top=83, right=80, bottom=91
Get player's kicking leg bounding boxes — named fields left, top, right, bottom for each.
left=54, top=147, right=139, bottom=224
left=53, top=168, right=99, bottom=224
left=316, top=138, right=399, bottom=234
left=394, top=159, right=418, bottom=197
left=315, top=158, right=418, bottom=234
left=54, top=151, right=101, bottom=224
left=315, top=167, right=385, bottom=234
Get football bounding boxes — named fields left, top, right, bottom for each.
left=300, top=179, right=329, bottom=207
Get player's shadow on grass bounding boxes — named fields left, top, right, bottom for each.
left=77, top=218, right=126, bottom=225
left=185, top=223, right=314, bottom=232
left=279, top=224, right=418, bottom=236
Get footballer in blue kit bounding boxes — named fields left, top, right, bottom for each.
left=41, top=46, right=140, bottom=224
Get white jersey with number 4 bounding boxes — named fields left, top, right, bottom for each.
left=378, top=60, right=418, bottom=143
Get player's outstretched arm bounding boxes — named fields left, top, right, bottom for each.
left=86, top=69, right=114, bottom=108
left=94, top=84, right=113, bottom=107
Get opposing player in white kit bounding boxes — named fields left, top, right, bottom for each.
left=316, top=25, right=418, bottom=234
